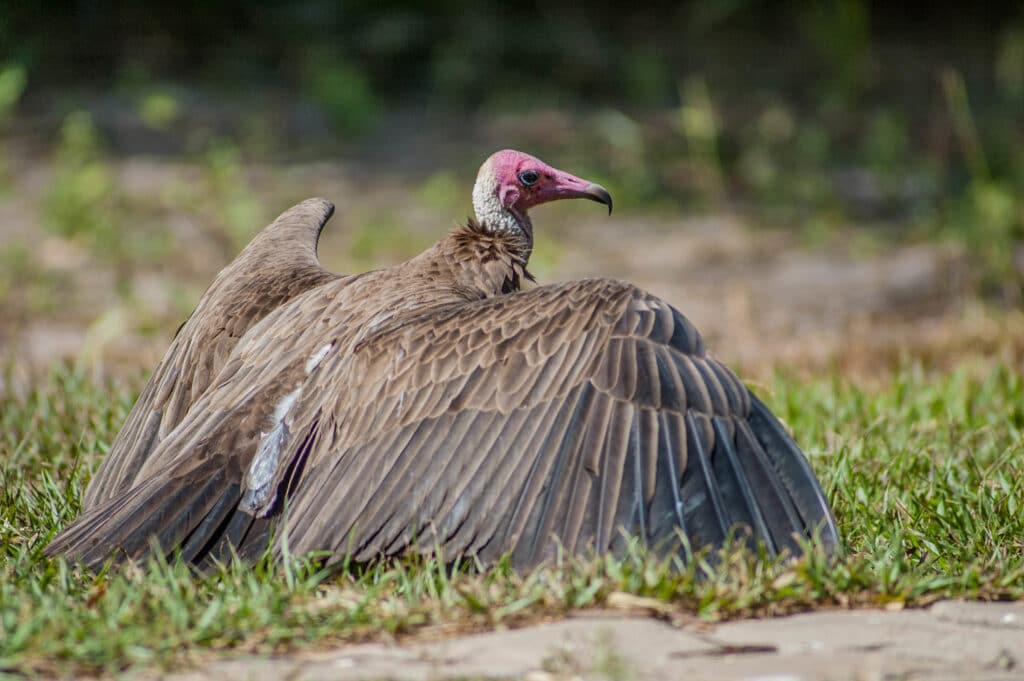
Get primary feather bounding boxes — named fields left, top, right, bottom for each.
left=49, top=150, right=838, bottom=571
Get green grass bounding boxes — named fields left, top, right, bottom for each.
left=1, top=360, right=1023, bottom=676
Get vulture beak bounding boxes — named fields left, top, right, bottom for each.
left=582, top=183, right=613, bottom=215
left=541, top=170, right=614, bottom=215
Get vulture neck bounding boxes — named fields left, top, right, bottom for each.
left=443, top=220, right=534, bottom=299
left=471, top=170, right=533, bottom=263
left=418, top=167, right=534, bottom=301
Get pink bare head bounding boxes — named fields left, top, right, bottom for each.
left=472, top=150, right=612, bottom=237
left=487, top=149, right=612, bottom=214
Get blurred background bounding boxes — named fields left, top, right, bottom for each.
left=1, top=0, right=1023, bottom=385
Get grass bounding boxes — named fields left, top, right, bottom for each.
left=1, top=358, right=1022, bottom=676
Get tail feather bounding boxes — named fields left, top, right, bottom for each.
left=46, top=483, right=145, bottom=558
left=86, top=472, right=227, bottom=569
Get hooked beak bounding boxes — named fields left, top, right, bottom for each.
left=581, top=183, right=613, bottom=215
left=536, top=171, right=614, bottom=215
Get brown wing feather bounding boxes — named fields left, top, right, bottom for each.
left=81, top=199, right=341, bottom=511
left=273, top=280, right=837, bottom=568
left=51, top=277, right=838, bottom=571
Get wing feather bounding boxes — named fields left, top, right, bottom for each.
left=522, top=384, right=594, bottom=564
left=274, top=283, right=836, bottom=567
left=682, top=411, right=731, bottom=547
left=712, top=415, right=774, bottom=553
left=747, top=395, right=839, bottom=549
left=734, top=420, right=806, bottom=555
left=439, top=408, right=533, bottom=553
left=596, top=399, right=634, bottom=553
left=648, top=411, right=686, bottom=548
left=52, top=278, right=838, bottom=571
left=503, top=388, right=588, bottom=564
left=471, top=397, right=587, bottom=561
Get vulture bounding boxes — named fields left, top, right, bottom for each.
left=48, top=150, right=838, bottom=572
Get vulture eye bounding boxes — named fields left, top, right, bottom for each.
left=518, top=170, right=540, bottom=187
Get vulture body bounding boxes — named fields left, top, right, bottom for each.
left=49, top=151, right=838, bottom=571
left=81, top=199, right=343, bottom=511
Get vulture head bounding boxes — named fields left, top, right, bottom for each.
left=472, top=149, right=612, bottom=241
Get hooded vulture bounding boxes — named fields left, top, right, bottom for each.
left=49, top=150, right=838, bottom=571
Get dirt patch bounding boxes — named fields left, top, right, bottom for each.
left=149, top=601, right=1024, bottom=681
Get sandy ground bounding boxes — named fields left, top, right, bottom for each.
left=151, top=600, right=1024, bottom=681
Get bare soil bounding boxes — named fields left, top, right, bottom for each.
left=153, top=600, right=1024, bottom=681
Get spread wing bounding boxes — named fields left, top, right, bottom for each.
left=50, top=279, right=838, bottom=571
left=279, top=280, right=838, bottom=567
left=80, top=198, right=342, bottom=511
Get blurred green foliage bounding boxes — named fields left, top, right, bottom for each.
left=44, top=113, right=121, bottom=260
left=0, top=241, right=60, bottom=322
left=0, top=62, right=27, bottom=190
left=200, top=142, right=265, bottom=250
left=303, top=55, right=381, bottom=137
left=138, top=91, right=180, bottom=131
left=1, top=1, right=1023, bottom=298
left=0, top=62, right=26, bottom=124
left=414, top=171, right=464, bottom=215
left=349, top=211, right=433, bottom=267
left=42, top=112, right=174, bottom=293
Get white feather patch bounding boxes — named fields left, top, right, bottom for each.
left=305, top=342, right=334, bottom=373
left=241, top=386, right=301, bottom=515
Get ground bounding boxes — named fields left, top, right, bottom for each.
left=158, top=601, right=1024, bottom=681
